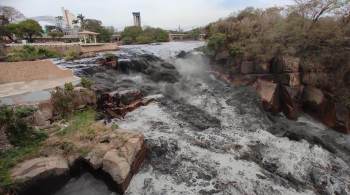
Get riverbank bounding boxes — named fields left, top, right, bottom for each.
left=4, top=43, right=118, bottom=56
left=0, top=60, right=79, bottom=105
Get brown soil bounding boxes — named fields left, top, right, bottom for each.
left=0, top=60, right=73, bottom=84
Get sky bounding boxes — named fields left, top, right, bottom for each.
left=1, top=0, right=293, bottom=31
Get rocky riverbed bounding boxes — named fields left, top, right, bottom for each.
left=55, top=41, right=350, bottom=195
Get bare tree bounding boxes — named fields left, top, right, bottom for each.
left=0, top=6, right=25, bottom=22
left=294, top=0, right=348, bottom=23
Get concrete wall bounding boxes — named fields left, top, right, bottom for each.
left=4, top=43, right=119, bottom=55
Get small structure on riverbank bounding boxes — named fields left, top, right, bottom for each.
left=79, top=30, right=99, bottom=44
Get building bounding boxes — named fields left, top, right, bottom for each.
left=62, top=7, right=76, bottom=29
left=132, top=12, right=141, bottom=27
left=0, top=15, right=9, bottom=25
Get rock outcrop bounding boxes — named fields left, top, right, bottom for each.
left=9, top=129, right=146, bottom=194
left=11, top=156, right=69, bottom=184
left=254, top=79, right=280, bottom=113
left=84, top=130, right=146, bottom=192
left=211, top=54, right=350, bottom=134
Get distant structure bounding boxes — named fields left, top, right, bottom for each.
left=132, top=12, right=141, bottom=27
left=62, top=7, right=76, bottom=29
left=0, top=15, right=8, bottom=25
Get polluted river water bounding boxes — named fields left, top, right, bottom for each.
left=53, top=41, right=350, bottom=195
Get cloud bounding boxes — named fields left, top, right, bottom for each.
left=1, top=0, right=292, bottom=30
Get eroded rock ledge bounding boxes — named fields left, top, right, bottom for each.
left=9, top=129, right=146, bottom=195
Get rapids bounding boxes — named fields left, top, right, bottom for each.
left=56, top=42, right=350, bottom=195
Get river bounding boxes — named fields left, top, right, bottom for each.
left=55, top=41, right=350, bottom=195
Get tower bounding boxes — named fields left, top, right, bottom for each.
left=132, top=12, right=141, bottom=27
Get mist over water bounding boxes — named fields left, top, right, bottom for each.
left=56, top=42, right=350, bottom=195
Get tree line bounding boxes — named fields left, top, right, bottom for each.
left=0, top=6, right=115, bottom=43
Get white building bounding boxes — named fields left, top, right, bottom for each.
left=61, top=7, right=76, bottom=29
left=132, top=12, right=141, bottom=27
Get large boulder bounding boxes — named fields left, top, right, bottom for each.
left=301, top=72, right=331, bottom=88
left=279, top=85, right=302, bottom=120
left=254, top=79, right=280, bottom=113
left=302, top=86, right=325, bottom=114
left=255, top=63, right=270, bottom=74
left=215, top=50, right=230, bottom=63
left=72, top=87, right=97, bottom=109
left=271, top=56, right=300, bottom=73
left=11, top=156, right=69, bottom=184
left=32, top=100, right=54, bottom=127
left=240, top=61, right=255, bottom=74
left=277, top=73, right=301, bottom=87
left=102, top=149, right=131, bottom=184
left=334, top=103, right=350, bottom=134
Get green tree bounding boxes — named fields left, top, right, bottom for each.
left=189, top=29, right=201, bottom=40
left=17, top=19, right=43, bottom=42
left=121, top=26, right=142, bottom=43
left=84, top=19, right=114, bottom=42
left=77, top=14, right=86, bottom=30
left=207, top=33, right=226, bottom=53
left=0, top=23, right=18, bottom=42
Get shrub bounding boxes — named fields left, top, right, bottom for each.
left=51, top=84, right=75, bottom=118
left=207, top=33, right=226, bottom=54
left=229, top=44, right=243, bottom=58
left=5, top=46, right=60, bottom=62
left=48, top=31, right=64, bottom=38
left=0, top=105, right=46, bottom=147
left=64, top=82, right=74, bottom=91
left=136, top=35, right=153, bottom=44
left=64, top=50, right=80, bottom=61
left=0, top=105, right=47, bottom=189
left=80, top=77, right=94, bottom=89
left=122, top=36, right=133, bottom=45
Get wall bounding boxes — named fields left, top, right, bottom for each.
left=4, top=43, right=119, bottom=55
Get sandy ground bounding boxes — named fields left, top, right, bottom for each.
left=0, top=59, right=79, bottom=104
left=0, top=60, right=74, bottom=84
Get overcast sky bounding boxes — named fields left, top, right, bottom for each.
left=1, top=0, right=293, bottom=31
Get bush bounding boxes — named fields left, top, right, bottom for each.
left=136, top=35, right=153, bottom=44
left=5, top=45, right=60, bottom=62
left=0, top=105, right=46, bottom=147
left=64, top=50, right=80, bottom=61
left=51, top=83, right=75, bottom=118
left=207, top=33, right=226, bottom=53
left=122, top=36, right=133, bottom=45
left=229, top=44, right=243, bottom=58
left=48, top=31, right=64, bottom=38
left=80, top=77, right=94, bottom=89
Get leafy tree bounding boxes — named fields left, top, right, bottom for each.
left=84, top=19, right=114, bottom=42
left=207, top=33, right=226, bottom=53
left=0, top=23, right=18, bottom=42
left=17, top=19, right=43, bottom=42
left=121, top=26, right=169, bottom=44
left=189, top=29, right=201, bottom=40
left=121, top=26, right=142, bottom=42
left=77, top=14, right=86, bottom=30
